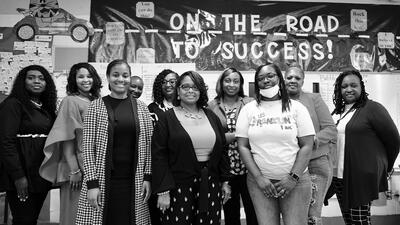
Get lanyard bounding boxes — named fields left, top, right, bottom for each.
left=335, top=106, right=355, bottom=126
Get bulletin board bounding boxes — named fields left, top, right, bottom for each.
left=0, top=27, right=53, bottom=94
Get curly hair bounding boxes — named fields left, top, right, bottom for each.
left=66, top=63, right=102, bottom=100
left=332, top=70, right=369, bottom=115
left=152, top=69, right=179, bottom=105
left=215, top=67, right=245, bottom=100
left=254, top=63, right=291, bottom=112
left=173, top=71, right=208, bottom=108
left=9, top=65, right=57, bottom=118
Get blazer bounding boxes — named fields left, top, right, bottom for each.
left=297, top=91, right=337, bottom=159
left=152, top=108, right=230, bottom=194
left=341, top=100, right=400, bottom=208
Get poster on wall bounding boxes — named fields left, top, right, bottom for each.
left=89, top=0, right=400, bottom=72
left=13, top=0, right=94, bottom=43
left=0, top=0, right=94, bottom=95
left=0, top=27, right=53, bottom=94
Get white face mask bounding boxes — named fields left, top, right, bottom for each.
left=259, top=85, right=280, bottom=98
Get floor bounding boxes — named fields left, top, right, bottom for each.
left=1, top=191, right=400, bottom=224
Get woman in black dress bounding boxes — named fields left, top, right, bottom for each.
left=0, top=65, right=57, bottom=225
left=76, top=59, right=153, bottom=225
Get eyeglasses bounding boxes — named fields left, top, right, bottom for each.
left=180, top=84, right=199, bottom=92
left=162, top=79, right=177, bottom=86
left=257, top=73, right=277, bottom=82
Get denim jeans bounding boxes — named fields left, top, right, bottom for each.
left=308, top=155, right=333, bottom=225
left=247, top=172, right=312, bottom=225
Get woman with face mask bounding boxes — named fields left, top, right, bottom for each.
left=236, top=63, right=315, bottom=225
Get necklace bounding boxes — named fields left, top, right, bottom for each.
left=163, top=99, right=174, bottom=109
left=180, top=106, right=202, bottom=119
left=76, top=95, right=91, bottom=103
left=30, top=99, right=42, bottom=108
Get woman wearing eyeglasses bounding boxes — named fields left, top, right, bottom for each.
left=147, top=69, right=179, bottom=225
left=236, top=63, right=315, bottom=225
left=148, top=69, right=179, bottom=124
left=152, top=71, right=231, bottom=225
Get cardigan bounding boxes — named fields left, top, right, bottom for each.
left=296, top=91, right=337, bottom=160
left=208, top=97, right=253, bottom=132
left=75, top=96, right=153, bottom=225
left=152, top=108, right=230, bottom=194
left=0, top=97, right=54, bottom=192
left=340, top=100, right=399, bottom=209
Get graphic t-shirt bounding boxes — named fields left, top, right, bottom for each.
left=235, top=100, right=315, bottom=179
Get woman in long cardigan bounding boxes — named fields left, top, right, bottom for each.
left=75, top=60, right=153, bottom=225
left=330, top=70, right=399, bottom=225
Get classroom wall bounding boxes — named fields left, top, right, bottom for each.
left=1, top=0, right=399, bottom=165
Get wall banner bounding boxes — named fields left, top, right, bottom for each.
left=89, top=0, right=400, bottom=72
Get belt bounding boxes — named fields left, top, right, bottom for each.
left=16, top=134, right=48, bottom=138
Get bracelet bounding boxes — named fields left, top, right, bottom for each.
left=157, top=190, right=170, bottom=196
left=70, top=169, right=81, bottom=175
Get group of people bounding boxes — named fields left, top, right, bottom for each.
left=0, top=60, right=398, bottom=225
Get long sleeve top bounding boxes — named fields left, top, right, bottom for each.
left=0, top=97, right=54, bottom=192
left=151, top=108, right=230, bottom=194
left=339, top=100, right=400, bottom=208
left=297, top=91, right=337, bottom=159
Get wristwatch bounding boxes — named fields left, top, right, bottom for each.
left=289, top=172, right=300, bottom=182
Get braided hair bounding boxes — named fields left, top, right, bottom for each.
left=332, top=70, right=369, bottom=115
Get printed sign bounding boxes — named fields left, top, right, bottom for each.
left=136, top=2, right=155, bottom=18
left=35, top=35, right=53, bottom=42
left=377, top=32, right=395, bottom=49
left=137, top=48, right=155, bottom=63
left=105, top=22, right=125, bottom=45
left=351, top=9, right=367, bottom=31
